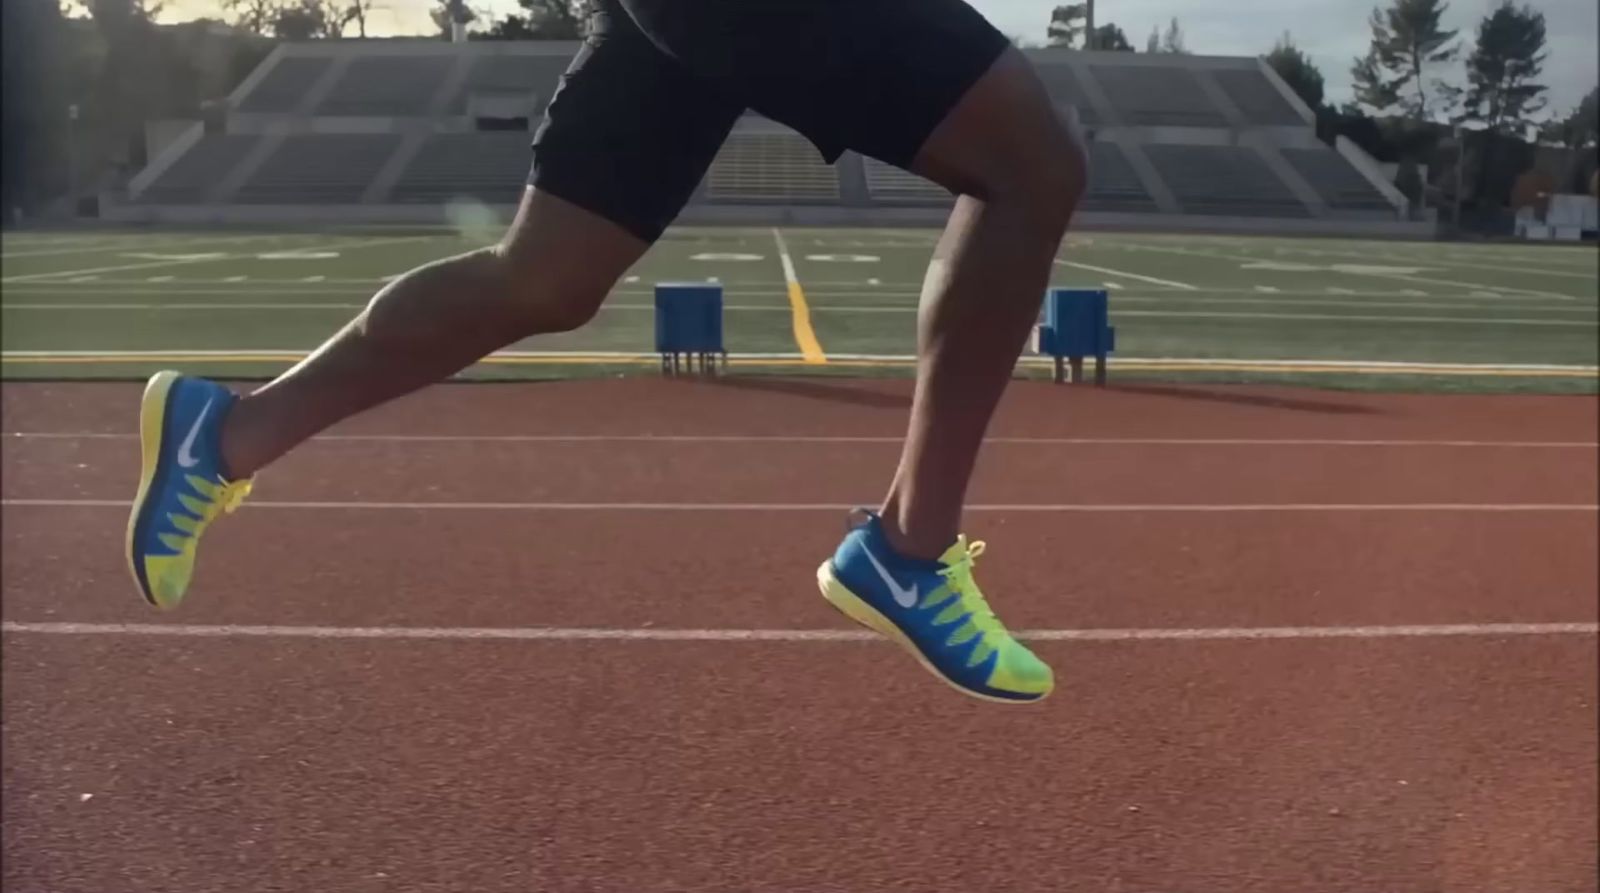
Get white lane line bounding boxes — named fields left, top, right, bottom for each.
left=1104, top=282, right=1123, bottom=290
left=1055, top=259, right=1197, bottom=290
left=4, top=499, right=1594, bottom=512
left=147, top=276, right=175, bottom=283
left=3, top=620, right=1594, bottom=643
left=1255, top=286, right=1281, bottom=293
left=7, top=432, right=1597, bottom=449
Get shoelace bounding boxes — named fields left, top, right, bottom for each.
left=162, top=474, right=253, bottom=551
left=936, top=540, right=1009, bottom=639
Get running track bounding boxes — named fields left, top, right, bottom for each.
left=3, top=378, right=1596, bottom=892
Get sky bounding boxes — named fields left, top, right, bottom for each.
left=158, top=0, right=1598, bottom=116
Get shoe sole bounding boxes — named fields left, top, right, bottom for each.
left=125, top=370, right=180, bottom=609
left=816, top=561, right=1049, bottom=705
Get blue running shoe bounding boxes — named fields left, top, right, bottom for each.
left=125, top=371, right=253, bottom=610
left=816, top=510, right=1053, bottom=703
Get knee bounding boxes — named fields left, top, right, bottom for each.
left=489, top=244, right=608, bottom=333
left=997, top=114, right=1087, bottom=230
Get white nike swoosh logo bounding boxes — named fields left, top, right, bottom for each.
left=175, top=397, right=213, bottom=469
left=862, top=546, right=919, bottom=608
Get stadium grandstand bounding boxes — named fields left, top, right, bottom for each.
left=116, top=39, right=1423, bottom=236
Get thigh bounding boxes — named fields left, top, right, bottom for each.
left=527, top=0, right=744, bottom=243
left=619, top=0, right=1010, bottom=169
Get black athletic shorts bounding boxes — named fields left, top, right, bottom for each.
left=527, top=0, right=1010, bottom=242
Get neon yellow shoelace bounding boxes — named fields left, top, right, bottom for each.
left=936, top=540, right=1010, bottom=640
left=160, top=475, right=253, bottom=552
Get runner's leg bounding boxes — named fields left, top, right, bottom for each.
left=218, top=4, right=742, bottom=479
left=878, top=47, right=1087, bottom=558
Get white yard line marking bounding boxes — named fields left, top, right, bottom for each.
left=2, top=256, right=229, bottom=283
left=3, top=620, right=1594, bottom=643
left=1265, top=245, right=1600, bottom=280
left=1112, top=309, right=1593, bottom=327
left=1, top=236, right=430, bottom=284
left=8, top=432, right=1596, bottom=448
left=0, top=233, right=279, bottom=260
left=1, top=303, right=366, bottom=311
left=4, top=498, right=1594, bottom=512
left=1114, top=243, right=1585, bottom=302
left=1055, top=259, right=1196, bottom=290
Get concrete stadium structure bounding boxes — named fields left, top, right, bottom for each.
left=116, top=39, right=1432, bottom=237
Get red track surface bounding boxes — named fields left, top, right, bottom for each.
left=3, top=379, right=1597, bottom=892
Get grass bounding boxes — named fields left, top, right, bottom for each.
left=2, top=225, right=1595, bottom=392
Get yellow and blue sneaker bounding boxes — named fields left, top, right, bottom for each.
left=816, top=509, right=1053, bottom=703
left=125, top=371, right=253, bottom=610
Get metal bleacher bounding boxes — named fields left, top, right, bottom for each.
left=391, top=132, right=531, bottom=203
left=703, top=132, right=840, bottom=203
left=1211, top=68, right=1305, bottom=126
left=124, top=42, right=1407, bottom=230
left=236, top=56, right=331, bottom=114
left=316, top=55, right=455, bottom=116
left=448, top=54, right=571, bottom=113
left=862, top=158, right=948, bottom=205
left=234, top=134, right=401, bottom=203
left=1083, top=142, right=1157, bottom=212
left=1144, top=143, right=1308, bottom=217
left=137, top=134, right=258, bottom=203
left=1281, top=147, right=1395, bottom=211
left=1089, top=64, right=1227, bottom=127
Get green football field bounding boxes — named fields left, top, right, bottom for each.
left=2, top=224, right=1596, bottom=391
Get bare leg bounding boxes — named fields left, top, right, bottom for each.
left=877, top=47, right=1087, bottom=559
left=218, top=189, right=648, bottom=478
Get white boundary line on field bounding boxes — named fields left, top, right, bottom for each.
left=2, top=619, right=1594, bottom=643
left=0, top=235, right=431, bottom=284
left=7, top=432, right=1594, bottom=448
left=4, top=498, right=1595, bottom=513
left=1055, top=259, right=1197, bottom=290
left=1112, top=242, right=1588, bottom=302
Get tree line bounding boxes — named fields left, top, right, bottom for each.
left=1044, top=0, right=1597, bottom=217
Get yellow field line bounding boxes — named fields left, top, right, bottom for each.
left=771, top=228, right=826, bottom=364
left=4, top=352, right=1597, bottom=379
